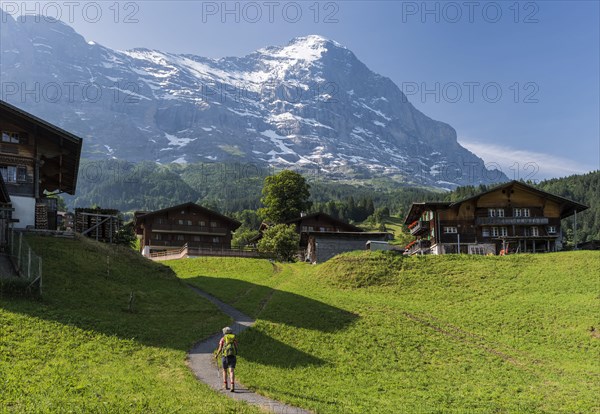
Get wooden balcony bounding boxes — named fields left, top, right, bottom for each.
left=152, top=223, right=228, bottom=235
left=409, top=220, right=430, bottom=236
left=407, top=239, right=431, bottom=255
left=475, top=217, right=549, bottom=226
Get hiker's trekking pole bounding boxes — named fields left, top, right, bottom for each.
left=213, top=349, right=221, bottom=379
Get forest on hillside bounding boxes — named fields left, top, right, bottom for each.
left=63, top=160, right=599, bottom=242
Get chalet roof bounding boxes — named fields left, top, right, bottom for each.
left=403, top=202, right=451, bottom=225
left=285, top=212, right=363, bottom=232
left=403, top=180, right=588, bottom=224
left=448, top=180, right=588, bottom=218
left=0, top=100, right=83, bottom=195
left=249, top=212, right=363, bottom=244
left=135, top=202, right=241, bottom=228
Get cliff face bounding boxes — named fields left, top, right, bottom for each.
left=0, top=11, right=506, bottom=187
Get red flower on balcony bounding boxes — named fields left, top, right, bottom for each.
left=407, top=220, right=419, bottom=229
left=405, top=240, right=416, bottom=249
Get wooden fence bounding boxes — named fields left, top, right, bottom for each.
left=149, top=244, right=273, bottom=261
left=6, top=230, right=43, bottom=294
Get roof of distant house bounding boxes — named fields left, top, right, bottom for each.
left=135, top=202, right=241, bottom=227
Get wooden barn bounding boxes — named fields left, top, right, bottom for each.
left=404, top=180, right=588, bottom=255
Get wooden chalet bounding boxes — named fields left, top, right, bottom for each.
left=0, top=100, right=82, bottom=234
left=252, top=212, right=393, bottom=262
left=404, top=180, right=588, bottom=255
left=253, top=212, right=364, bottom=247
left=287, top=212, right=364, bottom=247
left=135, top=202, right=241, bottom=255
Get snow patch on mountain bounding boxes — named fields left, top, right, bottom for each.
left=0, top=12, right=507, bottom=188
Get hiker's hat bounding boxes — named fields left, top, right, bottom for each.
left=222, top=326, right=232, bottom=334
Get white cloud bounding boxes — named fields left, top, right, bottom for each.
left=459, top=138, right=597, bottom=182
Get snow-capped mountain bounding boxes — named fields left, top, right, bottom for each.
left=0, top=9, right=506, bottom=187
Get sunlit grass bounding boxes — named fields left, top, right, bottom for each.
left=0, top=236, right=260, bottom=413
left=168, top=251, right=600, bottom=413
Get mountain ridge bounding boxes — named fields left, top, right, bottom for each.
left=0, top=10, right=507, bottom=188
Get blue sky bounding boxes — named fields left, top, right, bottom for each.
left=10, top=1, right=600, bottom=180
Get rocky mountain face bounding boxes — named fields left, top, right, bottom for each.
left=0, top=9, right=506, bottom=188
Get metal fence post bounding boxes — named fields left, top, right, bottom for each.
left=28, top=248, right=31, bottom=279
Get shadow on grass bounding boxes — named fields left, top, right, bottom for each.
left=186, top=276, right=358, bottom=333
left=0, top=240, right=226, bottom=352
left=0, top=238, right=355, bottom=368
left=239, top=328, right=324, bottom=368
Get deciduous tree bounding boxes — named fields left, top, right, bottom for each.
left=259, top=170, right=311, bottom=223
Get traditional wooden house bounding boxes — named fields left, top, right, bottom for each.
left=404, top=181, right=588, bottom=255
left=135, top=202, right=241, bottom=255
left=0, top=100, right=82, bottom=231
left=287, top=212, right=365, bottom=247
left=252, top=212, right=393, bottom=262
left=253, top=212, right=364, bottom=247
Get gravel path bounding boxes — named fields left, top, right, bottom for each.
left=186, top=284, right=312, bottom=414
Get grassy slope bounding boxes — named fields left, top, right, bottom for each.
left=0, top=236, right=260, bottom=414
left=359, top=216, right=412, bottom=246
left=168, top=252, right=600, bottom=414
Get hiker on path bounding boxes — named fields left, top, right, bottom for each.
left=215, top=326, right=238, bottom=392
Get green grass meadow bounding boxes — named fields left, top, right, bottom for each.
left=1, top=235, right=598, bottom=413
left=168, top=251, right=600, bottom=413
left=0, top=236, right=260, bottom=414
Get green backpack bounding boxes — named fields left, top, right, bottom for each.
left=222, top=334, right=237, bottom=357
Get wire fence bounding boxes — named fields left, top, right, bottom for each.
left=7, top=230, right=43, bottom=295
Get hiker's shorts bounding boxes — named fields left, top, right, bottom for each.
left=222, top=356, right=236, bottom=369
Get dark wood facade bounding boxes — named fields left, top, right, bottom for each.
left=404, top=181, right=588, bottom=255
left=287, top=212, right=363, bottom=247
left=75, top=208, right=121, bottom=242
left=135, top=202, right=241, bottom=254
left=0, top=175, right=12, bottom=249
left=0, top=100, right=82, bottom=231
left=253, top=212, right=364, bottom=248
left=252, top=212, right=386, bottom=261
